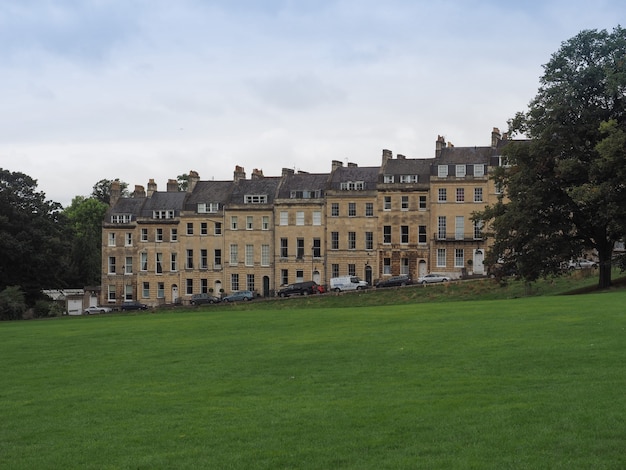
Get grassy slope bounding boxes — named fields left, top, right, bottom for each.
left=1, top=271, right=625, bottom=469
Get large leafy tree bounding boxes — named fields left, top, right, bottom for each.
left=92, top=178, right=128, bottom=204
left=478, top=27, right=626, bottom=289
left=0, top=169, right=70, bottom=300
left=63, top=196, right=109, bottom=286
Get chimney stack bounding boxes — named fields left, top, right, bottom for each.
left=132, top=185, right=146, bottom=198
left=167, top=179, right=178, bottom=192
left=282, top=168, right=295, bottom=177
left=187, top=170, right=200, bottom=192
left=147, top=179, right=157, bottom=197
left=331, top=160, right=343, bottom=171
left=233, top=165, right=246, bottom=182
left=491, top=127, right=501, bottom=148
left=382, top=149, right=392, bottom=164
left=251, top=168, right=264, bottom=180
left=110, top=180, right=121, bottom=206
left=435, top=135, right=446, bottom=158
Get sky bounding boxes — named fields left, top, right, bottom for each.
left=1, top=0, right=624, bottom=207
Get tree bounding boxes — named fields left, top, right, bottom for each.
left=476, top=27, right=626, bottom=289
left=63, top=196, right=109, bottom=286
left=0, top=169, right=70, bottom=300
left=92, top=178, right=128, bottom=204
left=177, top=173, right=189, bottom=191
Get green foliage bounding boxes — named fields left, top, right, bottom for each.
left=91, top=178, right=128, bottom=204
left=0, top=286, right=26, bottom=321
left=2, top=292, right=626, bottom=467
left=32, top=299, right=63, bottom=318
left=477, top=27, right=626, bottom=288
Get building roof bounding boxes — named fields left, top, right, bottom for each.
left=140, top=191, right=187, bottom=217
left=329, top=165, right=379, bottom=190
left=185, top=180, right=234, bottom=211
left=276, top=172, right=330, bottom=198
left=228, top=177, right=282, bottom=205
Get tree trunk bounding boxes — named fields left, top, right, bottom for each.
left=597, top=247, right=613, bottom=289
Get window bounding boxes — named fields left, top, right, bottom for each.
left=125, top=257, right=132, bottom=275
left=141, top=253, right=148, bottom=271
left=229, top=244, right=238, bottom=265
left=419, top=225, right=427, bottom=244
left=438, top=165, right=448, bottom=177
left=401, top=257, right=409, bottom=275
left=186, top=249, right=194, bottom=269
left=331, top=232, right=339, bottom=250
left=171, top=253, right=177, bottom=271
left=474, top=164, right=485, bottom=177
left=245, top=245, right=254, bottom=266
left=141, top=228, right=148, bottom=242
left=107, top=285, right=116, bottom=302
left=125, top=233, right=132, bottom=246
left=142, top=282, right=150, bottom=298
left=383, top=226, right=391, bottom=244
left=200, top=249, right=208, bottom=269
left=383, top=258, right=391, bottom=275
left=280, top=211, right=288, bottom=225
left=245, top=195, right=267, bottom=204
left=214, top=222, right=222, bottom=235
left=201, top=222, right=208, bottom=235
left=438, top=216, right=447, bottom=239
left=297, top=238, right=305, bottom=259
left=401, top=226, right=409, bottom=244
left=296, top=270, right=304, bottom=282
left=214, top=249, right=222, bottom=269
left=246, top=216, right=253, bottom=230
left=153, top=210, right=174, bottom=219
left=455, top=165, right=466, bottom=177
left=201, top=279, right=208, bottom=294
left=365, top=232, right=373, bottom=250
left=156, top=228, right=163, bottom=242
left=365, top=203, right=374, bottom=217
left=312, top=211, right=321, bottom=226
left=384, top=196, right=391, bottom=210
left=261, top=245, right=270, bottom=266
left=198, top=202, right=220, bottom=213
left=474, top=220, right=483, bottom=240
left=455, top=249, right=465, bottom=267
left=456, top=188, right=465, bottom=203
left=157, top=282, right=165, bottom=299
left=384, top=175, right=394, bottom=183
left=348, top=232, right=356, bottom=250
left=455, top=216, right=465, bottom=240
left=186, top=223, right=193, bottom=235
left=290, top=190, right=321, bottom=199
left=108, top=233, right=116, bottom=246
left=331, top=203, right=339, bottom=217
left=231, top=216, right=238, bottom=230
left=332, top=264, right=339, bottom=278
left=348, top=264, right=356, bottom=276
left=438, top=188, right=447, bottom=202
left=296, top=211, right=304, bottom=226
left=437, top=248, right=446, bottom=267
left=156, top=253, right=163, bottom=274
left=401, top=196, right=409, bottom=210
left=108, top=256, right=116, bottom=274
left=474, top=187, right=483, bottom=202
left=125, top=285, right=133, bottom=301
left=419, top=196, right=427, bottom=210
left=247, top=274, right=255, bottom=292
left=281, top=269, right=288, bottom=286
left=186, top=279, right=193, bottom=295
left=400, top=175, right=418, bottom=183
left=340, top=181, right=365, bottom=190
left=197, top=203, right=206, bottom=213
left=208, top=202, right=220, bottom=213
left=312, top=238, right=321, bottom=258
left=170, top=228, right=178, bottom=242
left=348, top=203, right=356, bottom=217
left=281, top=238, right=288, bottom=258
left=262, top=216, right=269, bottom=230
left=111, top=214, right=131, bottom=223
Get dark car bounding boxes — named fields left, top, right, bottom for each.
left=375, top=275, right=413, bottom=288
left=222, top=290, right=254, bottom=302
left=190, top=293, right=221, bottom=305
left=277, top=281, right=318, bottom=297
left=120, top=301, right=148, bottom=311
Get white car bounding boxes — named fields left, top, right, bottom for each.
left=568, top=259, right=597, bottom=270
left=417, top=274, right=451, bottom=284
left=83, top=306, right=113, bottom=315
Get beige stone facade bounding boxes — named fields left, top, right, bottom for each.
left=101, top=129, right=509, bottom=306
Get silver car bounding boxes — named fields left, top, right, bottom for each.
left=417, top=274, right=451, bottom=284
left=83, top=306, right=113, bottom=315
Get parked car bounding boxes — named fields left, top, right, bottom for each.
left=190, top=293, right=221, bottom=305
left=567, top=259, right=598, bottom=270
left=277, top=281, right=318, bottom=297
left=83, top=306, right=113, bottom=315
left=222, top=290, right=254, bottom=302
left=120, top=301, right=148, bottom=311
left=329, top=276, right=369, bottom=292
left=417, top=274, right=451, bottom=284
left=375, top=275, right=413, bottom=288
left=315, top=284, right=326, bottom=294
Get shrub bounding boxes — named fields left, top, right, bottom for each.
left=0, top=286, right=26, bottom=321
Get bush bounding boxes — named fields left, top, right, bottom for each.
left=0, top=286, right=26, bottom=321
left=33, top=300, right=63, bottom=318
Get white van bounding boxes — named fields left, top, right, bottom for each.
left=330, top=276, right=369, bottom=292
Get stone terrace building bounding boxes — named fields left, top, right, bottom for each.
left=101, top=128, right=510, bottom=306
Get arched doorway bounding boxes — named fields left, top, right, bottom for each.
left=215, top=280, right=222, bottom=298
left=263, top=276, right=270, bottom=297
left=473, top=249, right=485, bottom=275
left=364, top=265, right=372, bottom=286
left=312, top=270, right=321, bottom=285
left=171, top=285, right=179, bottom=304
left=418, top=260, right=427, bottom=277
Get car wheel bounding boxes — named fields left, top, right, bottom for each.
left=303, top=291, right=309, bottom=296
left=334, top=288, right=341, bottom=292
left=243, top=297, right=250, bottom=301
left=421, top=280, right=427, bottom=285
left=400, top=282, right=406, bottom=286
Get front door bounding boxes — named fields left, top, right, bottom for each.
left=172, top=285, right=179, bottom=304
left=473, top=250, right=485, bottom=275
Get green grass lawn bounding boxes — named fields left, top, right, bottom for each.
left=2, top=287, right=626, bottom=468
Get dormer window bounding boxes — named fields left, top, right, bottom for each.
left=197, top=202, right=220, bottom=213
left=340, top=181, right=365, bottom=190
left=400, top=175, right=418, bottom=183
left=110, top=214, right=132, bottom=223
left=473, top=164, right=485, bottom=177
left=384, top=175, right=394, bottom=183
left=290, top=190, right=322, bottom=199
left=245, top=195, right=267, bottom=204
left=438, top=165, right=448, bottom=177
left=455, top=165, right=466, bottom=177
left=153, top=210, right=174, bottom=219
